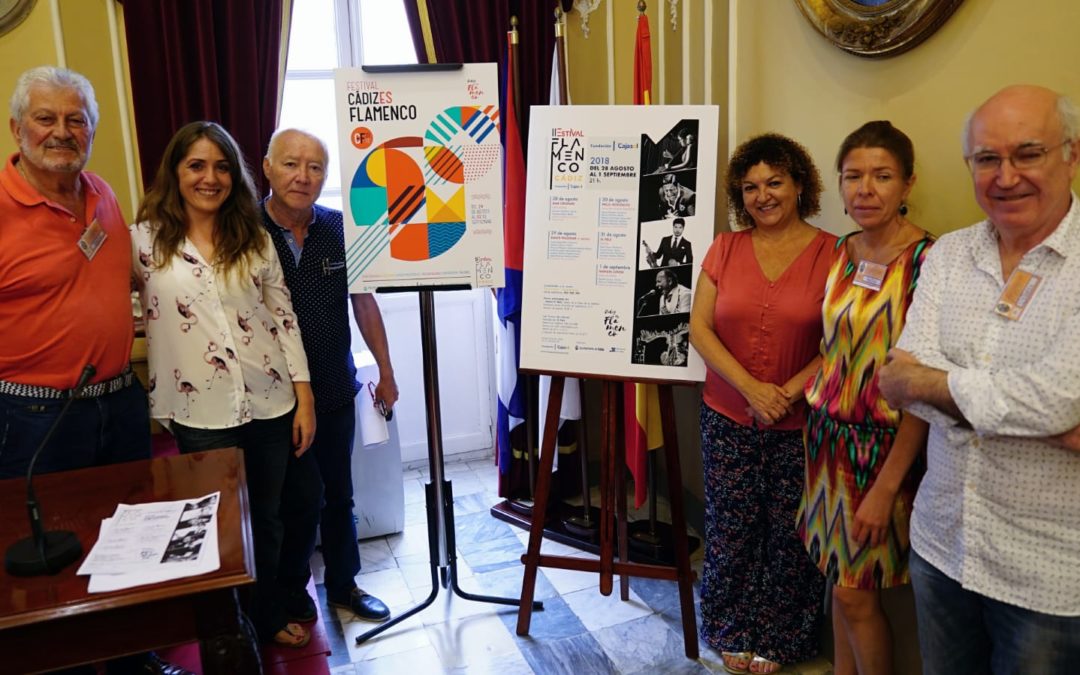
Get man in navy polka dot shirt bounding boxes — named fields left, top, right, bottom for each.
left=262, top=128, right=398, bottom=624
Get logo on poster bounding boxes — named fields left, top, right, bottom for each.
left=475, top=256, right=494, bottom=283
left=549, top=131, right=585, bottom=189
left=603, top=309, right=625, bottom=336
left=351, top=127, right=373, bottom=149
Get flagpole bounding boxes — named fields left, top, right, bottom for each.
left=510, top=16, right=523, bottom=127
left=552, top=7, right=569, bottom=106
left=508, top=15, right=538, bottom=505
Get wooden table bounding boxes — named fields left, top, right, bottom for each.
left=0, top=448, right=259, bottom=674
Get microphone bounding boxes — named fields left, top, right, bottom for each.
left=5, top=364, right=95, bottom=576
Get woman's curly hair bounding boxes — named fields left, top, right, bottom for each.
left=726, top=133, right=823, bottom=229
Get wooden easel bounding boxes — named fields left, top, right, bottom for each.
left=515, top=375, right=699, bottom=659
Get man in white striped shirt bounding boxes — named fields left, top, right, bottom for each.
left=879, top=85, right=1080, bottom=674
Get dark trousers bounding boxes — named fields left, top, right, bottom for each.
left=911, top=550, right=1080, bottom=674
left=698, top=405, right=824, bottom=665
left=0, top=380, right=151, bottom=479
left=279, top=402, right=361, bottom=599
left=170, top=411, right=294, bottom=640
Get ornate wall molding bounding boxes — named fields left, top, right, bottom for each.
left=794, top=0, right=964, bottom=58
left=573, top=0, right=601, bottom=38
left=0, top=0, right=36, bottom=37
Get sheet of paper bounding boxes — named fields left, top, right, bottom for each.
left=78, top=492, right=220, bottom=576
left=86, top=517, right=221, bottom=593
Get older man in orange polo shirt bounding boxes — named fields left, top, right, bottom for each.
left=0, top=65, right=150, bottom=479
left=0, top=65, right=192, bottom=675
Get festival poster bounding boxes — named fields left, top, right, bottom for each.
left=333, top=65, right=504, bottom=291
left=519, top=105, right=719, bottom=381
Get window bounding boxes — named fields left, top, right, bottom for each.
left=279, top=0, right=417, bottom=209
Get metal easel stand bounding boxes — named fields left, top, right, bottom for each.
left=356, top=289, right=543, bottom=645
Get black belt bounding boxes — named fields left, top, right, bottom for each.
left=0, top=366, right=135, bottom=400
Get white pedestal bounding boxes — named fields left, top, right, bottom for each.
left=351, top=351, right=405, bottom=539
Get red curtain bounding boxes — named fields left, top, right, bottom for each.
left=403, top=0, right=573, bottom=146
left=121, top=0, right=284, bottom=194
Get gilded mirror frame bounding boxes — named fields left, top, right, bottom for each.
left=0, top=0, right=36, bottom=38
left=794, top=0, right=964, bottom=58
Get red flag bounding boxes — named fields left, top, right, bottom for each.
left=633, top=12, right=652, bottom=106
left=625, top=10, right=659, bottom=508
left=503, top=41, right=526, bottom=275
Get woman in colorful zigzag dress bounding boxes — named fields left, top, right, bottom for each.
left=796, top=121, right=933, bottom=675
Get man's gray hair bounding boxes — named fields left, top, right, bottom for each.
left=10, top=66, right=99, bottom=129
left=266, top=127, right=329, bottom=164
left=962, top=93, right=1080, bottom=158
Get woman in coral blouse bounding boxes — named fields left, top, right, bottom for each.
left=690, top=134, right=836, bottom=674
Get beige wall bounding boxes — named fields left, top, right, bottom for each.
left=0, top=0, right=140, bottom=219
left=732, top=0, right=1080, bottom=238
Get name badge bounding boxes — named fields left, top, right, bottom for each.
left=995, top=268, right=1042, bottom=321
left=322, top=258, right=346, bottom=276
left=852, top=260, right=888, bottom=291
left=77, top=219, right=107, bottom=261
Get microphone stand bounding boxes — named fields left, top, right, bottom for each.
left=5, top=364, right=95, bottom=576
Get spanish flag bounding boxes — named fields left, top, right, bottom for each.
left=624, top=9, right=661, bottom=509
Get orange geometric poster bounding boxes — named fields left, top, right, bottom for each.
left=333, top=65, right=504, bottom=291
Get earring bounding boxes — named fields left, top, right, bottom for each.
left=899, top=202, right=909, bottom=216
left=797, top=193, right=802, bottom=208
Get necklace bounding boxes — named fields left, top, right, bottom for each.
left=14, top=157, right=30, bottom=183
left=851, top=221, right=923, bottom=267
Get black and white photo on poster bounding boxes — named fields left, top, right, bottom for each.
left=640, top=170, right=697, bottom=223
left=639, top=216, right=694, bottom=269
left=633, top=264, right=693, bottom=318
left=642, top=120, right=699, bottom=175
left=632, top=315, right=690, bottom=367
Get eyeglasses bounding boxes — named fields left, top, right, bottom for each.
left=367, top=381, right=392, bottom=421
left=965, top=140, right=1073, bottom=174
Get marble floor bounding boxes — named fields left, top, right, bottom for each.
left=311, top=454, right=834, bottom=675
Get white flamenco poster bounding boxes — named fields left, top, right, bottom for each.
left=519, top=105, right=719, bottom=382
left=333, top=65, right=504, bottom=291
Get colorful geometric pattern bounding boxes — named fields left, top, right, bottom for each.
left=796, top=235, right=933, bottom=589
left=347, top=106, right=501, bottom=285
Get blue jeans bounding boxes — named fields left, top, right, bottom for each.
left=170, top=411, right=294, bottom=640
left=279, top=402, right=361, bottom=599
left=0, top=380, right=151, bottom=479
left=910, top=550, right=1080, bottom=674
